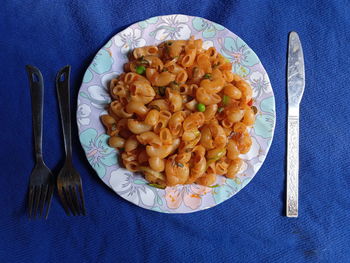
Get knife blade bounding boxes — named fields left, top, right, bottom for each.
left=286, top=31, right=305, bottom=218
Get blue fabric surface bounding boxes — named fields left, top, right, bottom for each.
left=1, top=0, right=350, bottom=262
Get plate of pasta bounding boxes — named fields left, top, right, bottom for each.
left=77, top=14, right=275, bottom=213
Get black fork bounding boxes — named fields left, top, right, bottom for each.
left=26, top=65, right=54, bottom=219
left=56, top=65, right=86, bottom=216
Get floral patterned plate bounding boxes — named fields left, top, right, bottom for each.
left=77, top=14, right=276, bottom=213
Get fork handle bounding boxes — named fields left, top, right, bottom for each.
left=26, top=65, right=44, bottom=161
left=56, top=65, right=73, bottom=160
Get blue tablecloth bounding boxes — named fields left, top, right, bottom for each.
left=1, top=1, right=350, bottom=262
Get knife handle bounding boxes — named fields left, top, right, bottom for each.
left=286, top=116, right=299, bottom=217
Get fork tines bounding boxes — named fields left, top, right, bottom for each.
left=28, top=184, right=54, bottom=219
left=57, top=176, right=86, bottom=216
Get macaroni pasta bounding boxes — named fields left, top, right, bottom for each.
left=101, top=37, right=256, bottom=187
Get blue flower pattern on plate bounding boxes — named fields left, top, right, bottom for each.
left=90, top=49, right=113, bottom=74
left=220, top=37, right=259, bottom=77
left=79, top=128, right=117, bottom=178
left=138, top=17, right=158, bottom=29
left=192, top=17, right=224, bottom=38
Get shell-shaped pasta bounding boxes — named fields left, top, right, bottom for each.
left=150, top=72, right=176, bottom=87
left=183, top=112, right=205, bottom=131
left=218, top=62, right=232, bottom=71
left=136, top=131, right=162, bottom=147
left=194, top=39, right=203, bottom=50
left=187, top=145, right=206, bottom=184
left=110, top=101, right=133, bottom=118
left=179, top=84, right=188, bottom=94
left=209, top=123, right=227, bottom=148
left=185, top=99, right=198, bottom=111
left=203, top=104, right=218, bottom=123
left=146, top=138, right=180, bottom=158
left=144, top=109, right=160, bottom=126
left=196, top=53, right=212, bottom=73
left=196, top=173, right=216, bottom=186
left=144, top=55, right=164, bottom=71
left=182, top=132, right=201, bottom=151
left=226, top=159, right=243, bottom=178
left=176, top=152, right=192, bottom=163
left=123, top=160, right=140, bottom=172
left=148, top=99, right=170, bottom=111
left=127, top=119, right=152, bottom=134
left=141, top=166, right=166, bottom=184
left=199, top=125, right=214, bottom=150
left=154, top=110, right=172, bottom=134
left=227, top=139, right=240, bottom=160
left=199, top=69, right=225, bottom=94
left=226, top=107, right=244, bottom=123
left=159, top=128, right=173, bottom=145
left=166, top=88, right=182, bottom=112
left=205, top=47, right=218, bottom=61
left=121, top=150, right=137, bottom=162
left=168, top=111, right=186, bottom=137
left=206, top=147, right=226, bottom=160
left=196, top=87, right=221, bottom=105
left=242, top=107, right=255, bottom=126
left=175, top=70, right=188, bottom=84
left=108, top=136, right=125, bottom=148
left=149, top=157, right=165, bottom=172
left=189, top=67, right=205, bottom=84
left=101, top=114, right=116, bottom=126
left=146, top=68, right=157, bottom=81
left=235, top=79, right=252, bottom=103
left=233, top=122, right=247, bottom=134
left=166, top=63, right=183, bottom=74
left=216, top=158, right=229, bottom=175
left=128, top=61, right=138, bottom=73
left=221, top=118, right=233, bottom=129
left=196, top=163, right=216, bottom=186
left=124, top=72, right=141, bottom=84
left=223, top=127, right=232, bottom=136
left=182, top=129, right=200, bottom=141
left=181, top=46, right=197, bottom=67
left=224, top=84, right=242, bottom=100
left=165, top=154, right=190, bottom=186
left=110, top=79, right=128, bottom=100
left=101, top=114, right=118, bottom=136
left=126, top=100, right=148, bottom=117
left=237, top=132, right=252, bottom=154
left=129, top=80, right=155, bottom=104
left=133, top=46, right=159, bottom=59
left=168, top=40, right=185, bottom=58
left=222, top=70, right=234, bottom=82
left=125, top=135, right=139, bottom=152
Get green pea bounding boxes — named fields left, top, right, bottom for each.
left=136, top=65, right=146, bottom=75
left=203, top=73, right=211, bottom=79
left=196, top=103, right=206, bottom=112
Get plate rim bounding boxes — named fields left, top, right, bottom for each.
left=77, top=14, right=276, bottom=213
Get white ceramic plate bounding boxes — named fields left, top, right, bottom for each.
left=77, top=14, right=276, bottom=213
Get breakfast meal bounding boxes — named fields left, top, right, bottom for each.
left=101, top=37, right=255, bottom=187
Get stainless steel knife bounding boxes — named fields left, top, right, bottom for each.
left=286, top=31, right=305, bottom=218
